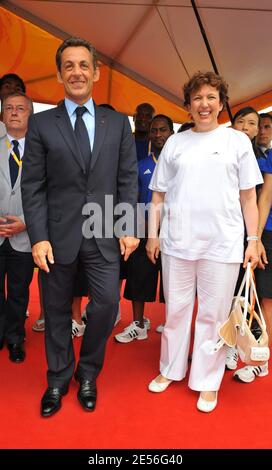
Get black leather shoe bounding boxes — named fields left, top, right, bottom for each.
left=41, top=386, right=68, bottom=417
left=75, top=374, right=97, bottom=412
left=7, top=343, right=25, bottom=363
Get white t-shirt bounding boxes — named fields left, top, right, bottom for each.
left=149, top=126, right=263, bottom=263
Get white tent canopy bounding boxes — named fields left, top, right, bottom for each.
left=1, top=0, right=272, bottom=121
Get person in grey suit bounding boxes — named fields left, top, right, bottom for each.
left=0, top=93, right=34, bottom=362
left=21, top=37, right=139, bottom=417
left=0, top=121, right=6, bottom=138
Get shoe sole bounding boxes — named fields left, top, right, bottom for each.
left=225, top=364, right=238, bottom=371
left=114, top=335, right=148, bottom=343
left=233, top=370, right=269, bottom=383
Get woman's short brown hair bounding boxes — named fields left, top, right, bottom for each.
left=183, top=71, right=229, bottom=108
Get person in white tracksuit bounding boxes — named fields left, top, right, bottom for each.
left=146, top=71, right=262, bottom=412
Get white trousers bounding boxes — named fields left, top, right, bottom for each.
left=160, top=255, right=240, bottom=391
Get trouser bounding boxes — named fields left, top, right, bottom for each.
left=41, top=237, right=120, bottom=389
left=160, top=255, right=240, bottom=391
left=0, top=239, right=34, bottom=344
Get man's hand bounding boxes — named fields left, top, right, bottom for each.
left=119, top=236, right=140, bottom=261
left=32, top=241, right=54, bottom=273
left=0, top=215, right=26, bottom=237
left=146, top=237, right=160, bottom=264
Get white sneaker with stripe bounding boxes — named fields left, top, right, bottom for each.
left=71, top=319, right=86, bottom=339
left=225, top=346, right=238, bottom=370
left=233, top=363, right=269, bottom=383
left=114, top=321, right=148, bottom=343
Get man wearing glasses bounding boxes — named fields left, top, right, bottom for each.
left=0, top=93, right=34, bottom=362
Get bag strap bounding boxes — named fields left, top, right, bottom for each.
left=242, top=262, right=267, bottom=334
left=242, top=263, right=251, bottom=333
left=248, top=267, right=267, bottom=331
left=235, top=267, right=247, bottom=302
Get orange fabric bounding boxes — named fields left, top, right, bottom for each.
left=1, top=6, right=271, bottom=124
left=0, top=6, right=187, bottom=122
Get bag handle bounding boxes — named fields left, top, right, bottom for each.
left=242, top=262, right=267, bottom=334
left=248, top=266, right=267, bottom=331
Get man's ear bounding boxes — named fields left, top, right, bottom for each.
left=93, top=67, right=100, bottom=83
left=57, top=71, right=63, bottom=84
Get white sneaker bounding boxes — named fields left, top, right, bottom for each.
left=233, top=363, right=269, bottom=383
left=156, top=324, right=164, bottom=333
left=114, top=321, right=148, bottom=343
left=225, top=346, right=238, bottom=370
left=144, top=317, right=151, bottom=330
left=71, top=319, right=86, bottom=339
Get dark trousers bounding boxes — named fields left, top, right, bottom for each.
left=41, top=237, right=120, bottom=389
left=0, top=239, right=34, bottom=344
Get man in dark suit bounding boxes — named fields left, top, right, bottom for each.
left=21, top=37, right=139, bottom=417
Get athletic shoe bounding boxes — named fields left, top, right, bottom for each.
left=144, top=317, right=151, bottom=330
left=225, top=346, right=238, bottom=370
left=32, top=318, right=45, bottom=332
left=233, top=363, right=269, bottom=383
left=114, top=321, right=148, bottom=343
left=71, top=319, right=86, bottom=339
left=156, top=324, right=164, bottom=333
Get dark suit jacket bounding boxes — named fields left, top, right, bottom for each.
left=21, top=102, right=138, bottom=264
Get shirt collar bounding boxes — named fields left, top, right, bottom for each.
left=65, top=97, right=94, bottom=118
left=7, top=134, right=25, bottom=147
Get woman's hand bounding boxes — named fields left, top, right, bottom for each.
left=146, top=237, right=160, bottom=264
left=243, top=240, right=259, bottom=269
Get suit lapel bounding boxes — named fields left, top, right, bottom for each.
left=91, top=105, right=107, bottom=170
left=55, top=102, right=86, bottom=172
left=0, top=137, right=13, bottom=186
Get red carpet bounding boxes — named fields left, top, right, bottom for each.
left=0, top=271, right=272, bottom=449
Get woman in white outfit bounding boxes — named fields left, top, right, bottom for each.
left=146, top=71, right=262, bottom=412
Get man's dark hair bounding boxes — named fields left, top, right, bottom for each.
left=99, top=103, right=115, bottom=111
left=56, top=37, right=98, bottom=72
left=177, top=121, right=195, bottom=133
left=0, top=73, right=26, bottom=93
left=259, top=113, right=272, bottom=122
left=151, top=114, right=174, bottom=132
left=135, top=102, right=155, bottom=116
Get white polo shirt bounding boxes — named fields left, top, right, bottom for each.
left=149, top=126, right=263, bottom=263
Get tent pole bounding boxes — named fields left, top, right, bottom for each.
left=190, top=0, right=233, bottom=122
